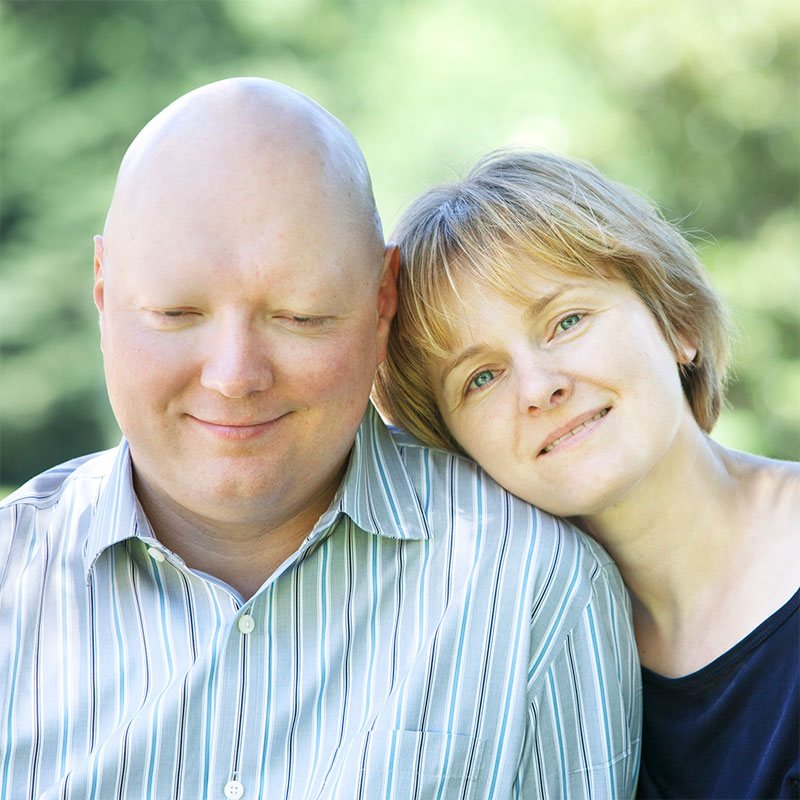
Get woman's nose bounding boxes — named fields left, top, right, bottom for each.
left=516, top=360, right=571, bottom=414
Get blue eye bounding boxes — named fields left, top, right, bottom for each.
left=558, top=313, right=582, bottom=332
left=469, top=370, right=497, bottom=391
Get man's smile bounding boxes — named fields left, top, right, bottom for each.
left=187, top=413, right=290, bottom=441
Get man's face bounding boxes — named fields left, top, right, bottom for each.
left=94, top=163, right=395, bottom=531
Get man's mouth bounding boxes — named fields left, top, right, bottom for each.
left=188, top=412, right=290, bottom=441
left=541, top=408, right=610, bottom=454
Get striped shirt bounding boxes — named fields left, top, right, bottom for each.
left=1, top=404, right=641, bottom=799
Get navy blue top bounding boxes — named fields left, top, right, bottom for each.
left=637, top=586, right=800, bottom=799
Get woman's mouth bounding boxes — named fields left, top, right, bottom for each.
left=540, top=408, right=610, bottom=454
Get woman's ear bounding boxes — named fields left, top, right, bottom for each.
left=676, top=337, right=698, bottom=366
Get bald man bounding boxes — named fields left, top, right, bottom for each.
left=1, top=79, right=641, bottom=799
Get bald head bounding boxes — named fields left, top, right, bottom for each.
left=92, top=79, right=399, bottom=542
left=103, top=77, right=384, bottom=271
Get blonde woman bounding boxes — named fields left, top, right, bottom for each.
left=374, top=151, right=799, bottom=799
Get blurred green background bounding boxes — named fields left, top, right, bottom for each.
left=1, top=0, right=798, bottom=493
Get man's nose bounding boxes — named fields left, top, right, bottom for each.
left=200, top=321, right=274, bottom=398
left=516, top=358, right=571, bottom=414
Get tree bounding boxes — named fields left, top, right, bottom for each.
left=1, top=0, right=797, bottom=489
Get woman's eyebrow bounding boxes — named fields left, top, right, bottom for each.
left=439, top=290, right=566, bottom=388
left=440, top=344, right=487, bottom=389
left=439, top=285, right=593, bottom=389
left=522, top=286, right=579, bottom=321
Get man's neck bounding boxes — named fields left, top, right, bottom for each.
left=133, top=472, right=341, bottom=601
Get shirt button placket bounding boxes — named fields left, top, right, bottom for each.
left=223, top=779, right=245, bottom=799
left=237, top=614, right=255, bottom=635
left=147, top=546, right=165, bottom=563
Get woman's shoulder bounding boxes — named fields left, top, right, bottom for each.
left=724, top=445, right=800, bottom=477
left=639, top=585, right=799, bottom=800
left=722, top=446, right=800, bottom=526
left=722, top=445, right=800, bottom=626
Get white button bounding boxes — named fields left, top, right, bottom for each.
left=237, top=614, right=255, bottom=634
left=147, top=547, right=165, bottom=563
left=224, top=779, right=244, bottom=799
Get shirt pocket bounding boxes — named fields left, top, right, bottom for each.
left=325, top=729, right=486, bottom=800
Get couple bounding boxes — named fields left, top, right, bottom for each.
left=1, top=77, right=796, bottom=799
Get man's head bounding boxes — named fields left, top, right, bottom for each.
left=94, top=78, right=398, bottom=532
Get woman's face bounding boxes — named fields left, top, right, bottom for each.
left=430, top=267, right=698, bottom=518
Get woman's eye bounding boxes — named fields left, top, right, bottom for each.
left=557, top=313, right=583, bottom=332
left=468, top=370, right=497, bottom=391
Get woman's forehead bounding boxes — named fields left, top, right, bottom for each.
left=446, top=255, right=616, bottom=306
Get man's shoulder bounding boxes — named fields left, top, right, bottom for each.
left=1, top=449, right=117, bottom=513
left=387, top=427, right=632, bottom=673
left=387, top=425, right=615, bottom=571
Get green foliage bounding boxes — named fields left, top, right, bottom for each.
left=1, top=0, right=798, bottom=487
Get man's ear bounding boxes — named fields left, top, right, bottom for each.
left=93, top=235, right=105, bottom=312
left=375, top=243, right=400, bottom=364
left=93, top=235, right=107, bottom=352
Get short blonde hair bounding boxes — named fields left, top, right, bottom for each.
left=373, top=149, right=731, bottom=451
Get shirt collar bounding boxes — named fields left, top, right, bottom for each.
left=83, top=439, right=144, bottom=580
left=322, top=403, right=431, bottom=541
left=83, top=404, right=430, bottom=580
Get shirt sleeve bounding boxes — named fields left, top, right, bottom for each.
left=516, top=560, right=642, bottom=799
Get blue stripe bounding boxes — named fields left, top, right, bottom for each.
left=588, top=605, right=615, bottom=798
left=487, top=531, right=538, bottom=796
left=528, top=551, right=583, bottom=682
left=549, top=669, right=569, bottom=792
left=309, top=541, right=330, bottom=782
left=0, top=522, right=37, bottom=797
left=434, top=467, right=484, bottom=800
left=256, top=583, right=276, bottom=800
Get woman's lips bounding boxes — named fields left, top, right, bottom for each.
left=539, top=408, right=610, bottom=455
